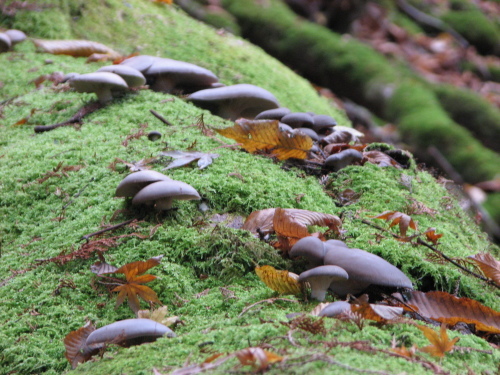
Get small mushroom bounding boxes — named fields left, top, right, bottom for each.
left=97, top=65, right=146, bottom=88
left=0, top=33, right=12, bottom=52
left=255, top=107, right=291, bottom=120
left=86, top=318, right=175, bottom=349
left=318, top=301, right=352, bottom=317
left=299, top=265, right=349, bottom=301
left=115, top=170, right=173, bottom=197
left=281, top=112, right=314, bottom=129
left=312, top=114, right=337, bottom=133
left=324, top=149, right=363, bottom=172
left=187, top=84, right=279, bottom=120
left=69, top=72, right=129, bottom=104
left=294, top=127, right=319, bottom=141
left=5, top=29, right=27, bottom=45
left=120, top=55, right=157, bottom=73
left=278, top=122, right=294, bottom=133
left=289, top=236, right=327, bottom=268
left=147, top=131, right=162, bottom=141
left=144, top=57, right=219, bottom=93
left=323, top=243, right=413, bottom=296
left=132, top=180, right=201, bottom=210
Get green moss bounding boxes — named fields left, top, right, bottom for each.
left=484, top=193, right=500, bottom=225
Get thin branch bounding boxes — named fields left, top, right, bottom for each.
left=238, top=298, right=298, bottom=318
left=34, top=101, right=103, bottom=133
left=416, top=238, right=500, bottom=289
left=62, top=177, right=94, bottom=210
left=81, top=218, right=136, bottom=241
left=150, top=109, right=172, bottom=126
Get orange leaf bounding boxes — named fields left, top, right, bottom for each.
left=424, top=228, right=443, bottom=245
left=241, top=208, right=276, bottom=236
left=371, top=210, right=417, bottom=237
left=255, top=265, right=301, bottom=295
left=417, top=324, right=459, bottom=358
left=391, top=345, right=417, bottom=358
left=63, top=322, right=99, bottom=369
left=395, top=290, right=500, bottom=334
left=273, top=208, right=341, bottom=239
left=235, top=347, right=283, bottom=371
left=215, top=119, right=313, bottom=160
left=469, top=253, right=500, bottom=286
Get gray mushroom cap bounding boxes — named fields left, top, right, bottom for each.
left=132, top=180, right=201, bottom=210
left=69, top=72, right=128, bottom=103
left=187, top=84, right=279, bottom=120
left=0, top=33, right=11, bottom=52
left=299, top=265, right=349, bottom=301
left=312, top=114, right=337, bottom=133
left=281, top=112, right=314, bottom=129
left=289, top=236, right=327, bottom=268
left=324, top=244, right=413, bottom=297
left=294, top=127, right=319, bottom=141
left=325, top=239, right=349, bottom=248
left=5, top=29, right=26, bottom=45
left=318, top=301, right=352, bottom=317
left=120, top=55, right=157, bottom=72
left=115, top=170, right=172, bottom=197
left=324, top=149, right=364, bottom=172
left=86, top=318, right=175, bottom=349
left=97, top=65, right=146, bottom=88
left=255, top=107, right=291, bottom=120
left=144, top=57, right=219, bottom=93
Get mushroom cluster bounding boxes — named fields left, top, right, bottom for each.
left=115, top=170, right=201, bottom=211
left=290, top=237, right=413, bottom=301
left=0, top=29, right=27, bottom=52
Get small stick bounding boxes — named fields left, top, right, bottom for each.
left=150, top=109, right=172, bottom=126
left=238, top=297, right=298, bottom=318
left=81, top=218, right=136, bottom=241
left=34, top=102, right=103, bottom=133
left=62, top=177, right=94, bottom=210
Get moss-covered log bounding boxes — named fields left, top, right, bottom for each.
left=221, top=0, right=500, bottom=184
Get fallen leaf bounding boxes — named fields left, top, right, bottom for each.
left=362, top=150, right=401, bottom=168
left=273, top=207, right=341, bottom=239
left=102, top=256, right=163, bottom=314
left=469, top=253, right=500, bottom=286
left=255, top=265, right=301, bottom=295
left=64, top=322, right=99, bottom=369
left=391, top=345, right=417, bottom=358
left=371, top=210, right=417, bottom=237
left=241, top=208, right=276, bottom=236
left=33, top=39, right=121, bottom=60
left=235, top=347, right=283, bottom=371
left=216, top=119, right=313, bottom=160
left=160, top=150, right=219, bottom=170
left=424, top=228, right=443, bottom=245
left=417, top=324, right=459, bottom=358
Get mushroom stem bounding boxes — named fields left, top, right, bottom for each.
left=310, top=285, right=329, bottom=302
left=155, top=198, right=174, bottom=211
left=96, top=87, right=113, bottom=104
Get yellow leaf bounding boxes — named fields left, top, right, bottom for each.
left=417, top=324, right=459, bottom=358
left=215, top=119, right=313, bottom=160
left=255, top=265, right=301, bottom=295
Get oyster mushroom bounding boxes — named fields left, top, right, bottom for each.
left=318, top=301, right=352, bottom=317
left=86, top=318, right=175, bottom=349
left=324, top=149, right=363, bottom=171
left=0, top=33, right=11, bottom=52
left=5, top=29, right=26, bottom=46
left=255, top=107, right=291, bottom=120
left=144, top=57, right=219, bottom=93
left=289, top=236, right=327, bottom=268
left=299, top=265, right=349, bottom=301
left=120, top=55, right=157, bottom=73
left=312, top=114, right=337, bottom=133
left=132, top=180, right=201, bottom=210
left=97, top=65, right=146, bottom=88
left=281, top=112, right=314, bottom=128
left=187, top=84, right=279, bottom=120
left=115, top=170, right=173, bottom=198
left=69, top=72, right=128, bottom=104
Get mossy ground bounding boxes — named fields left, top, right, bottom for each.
left=0, top=1, right=499, bottom=374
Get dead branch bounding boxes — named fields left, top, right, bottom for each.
left=34, top=101, right=103, bottom=133
left=150, top=109, right=172, bottom=126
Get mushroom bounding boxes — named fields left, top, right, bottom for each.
left=147, top=131, right=162, bottom=141
left=97, top=65, right=146, bottom=88
left=294, top=127, right=319, bottom=141
left=312, top=114, right=337, bottom=133
left=255, top=107, right=291, bottom=120
left=5, top=29, right=27, bottom=46
left=324, top=149, right=363, bottom=171
left=289, top=236, right=327, bottom=268
left=115, top=170, right=173, bottom=198
left=281, top=112, right=314, bottom=129
left=86, top=318, right=175, bottom=349
left=69, top=72, right=129, bottom=104
left=298, top=265, right=349, bottom=301
left=187, top=84, right=279, bottom=120
left=323, top=242, right=413, bottom=297
left=0, top=33, right=11, bottom=52
left=318, top=301, right=352, bottom=317
left=278, top=122, right=294, bottom=133
left=120, top=55, right=157, bottom=73
left=144, top=57, right=219, bottom=93
left=132, top=180, right=201, bottom=210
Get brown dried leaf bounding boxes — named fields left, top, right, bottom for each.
left=424, top=228, right=443, bottom=245
left=33, top=39, right=121, bottom=59
left=215, top=119, right=313, bottom=160
left=469, top=253, right=500, bottom=285
left=255, top=265, right=301, bottom=295
left=398, top=291, right=500, bottom=334
left=363, top=150, right=401, bottom=168
left=371, top=210, right=417, bottom=237
left=241, top=208, right=276, bottom=236
left=417, top=324, right=459, bottom=358
left=273, top=208, right=341, bottom=239
left=64, top=322, right=99, bottom=369
left=235, top=347, right=283, bottom=371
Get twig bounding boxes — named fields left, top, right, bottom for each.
left=238, top=297, right=298, bottom=318
left=62, top=177, right=94, bottom=210
left=361, top=219, right=407, bottom=240
left=34, top=101, right=103, bottom=133
left=150, top=109, right=172, bottom=126
left=287, top=329, right=300, bottom=347
left=81, top=218, right=136, bottom=241
left=416, top=238, right=500, bottom=289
